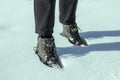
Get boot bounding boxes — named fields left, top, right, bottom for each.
left=35, top=36, right=59, bottom=67
left=60, top=24, right=88, bottom=46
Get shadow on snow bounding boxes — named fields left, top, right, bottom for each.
left=57, top=30, right=120, bottom=57
left=80, top=30, right=120, bottom=39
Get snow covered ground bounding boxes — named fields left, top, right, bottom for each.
left=0, top=0, right=120, bottom=80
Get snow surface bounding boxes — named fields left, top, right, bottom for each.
left=0, top=0, right=120, bottom=80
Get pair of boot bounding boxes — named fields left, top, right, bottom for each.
left=35, top=24, right=88, bottom=68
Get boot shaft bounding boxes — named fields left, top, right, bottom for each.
left=61, top=24, right=78, bottom=38
left=36, top=37, right=56, bottom=62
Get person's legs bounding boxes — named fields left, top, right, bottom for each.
left=34, top=0, right=63, bottom=68
left=59, top=0, right=78, bottom=25
left=34, top=0, right=56, bottom=37
left=59, top=0, right=88, bottom=46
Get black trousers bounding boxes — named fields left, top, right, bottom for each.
left=34, top=0, right=78, bottom=36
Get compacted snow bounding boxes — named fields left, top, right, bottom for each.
left=0, top=0, right=120, bottom=80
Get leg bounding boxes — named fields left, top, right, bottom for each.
left=34, top=0, right=56, bottom=36
left=59, top=0, right=88, bottom=46
left=59, top=0, right=78, bottom=25
left=34, top=0, right=63, bottom=68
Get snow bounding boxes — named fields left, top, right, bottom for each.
left=0, top=0, right=120, bottom=80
